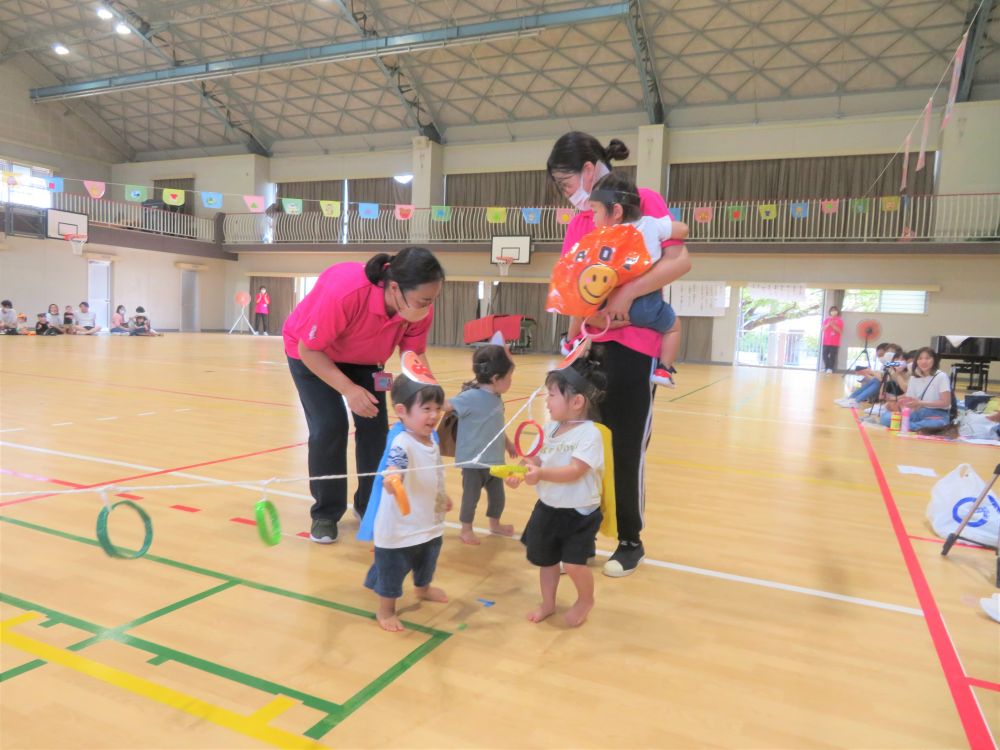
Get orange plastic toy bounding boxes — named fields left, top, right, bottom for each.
left=383, top=473, right=410, bottom=515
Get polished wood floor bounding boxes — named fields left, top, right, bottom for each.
left=1, top=334, right=997, bottom=749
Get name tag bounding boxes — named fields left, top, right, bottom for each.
left=372, top=371, right=394, bottom=392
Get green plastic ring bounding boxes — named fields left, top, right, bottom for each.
left=254, top=499, right=281, bottom=546
left=95, top=500, right=153, bottom=559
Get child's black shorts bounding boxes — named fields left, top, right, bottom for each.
left=524, top=499, right=602, bottom=567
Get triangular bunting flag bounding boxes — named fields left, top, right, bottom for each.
left=201, top=191, right=223, bottom=209
left=431, top=205, right=452, bottom=222
left=124, top=185, right=148, bottom=202
left=758, top=204, right=778, bottom=221
left=162, top=188, right=185, bottom=207
left=244, top=195, right=266, bottom=213
left=694, top=206, right=713, bottom=223
left=556, top=209, right=574, bottom=225
left=486, top=206, right=508, bottom=224
left=789, top=202, right=809, bottom=219
left=850, top=198, right=869, bottom=214
left=820, top=199, right=839, bottom=215
left=282, top=198, right=303, bottom=215
left=727, top=205, right=744, bottom=221
left=521, top=207, right=542, bottom=225
left=880, top=196, right=900, bottom=213
left=319, top=200, right=341, bottom=218
left=84, top=180, right=106, bottom=199
left=394, top=204, right=414, bottom=221
left=47, top=176, right=65, bottom=193
left=666, top=207, right=682, bottom=222
left=358, top=202, right=379, bottom=219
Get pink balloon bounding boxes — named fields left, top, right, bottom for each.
left=235, top=291, right=251, bottom=306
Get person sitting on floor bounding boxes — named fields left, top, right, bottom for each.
left=879, top=347, right=952, bottom=432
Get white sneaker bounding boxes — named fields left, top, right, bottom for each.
left=834, top=398, right=858, bottom=408
left=825, top=369, right=833, bottom=374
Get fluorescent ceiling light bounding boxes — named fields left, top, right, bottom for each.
left=97, top=7, right=113, bottom=19
left=53, top=43, right=70, bottom=55
left=115, top=23, right=131, bottom=34
left=393, top=174, right=414, bottom=184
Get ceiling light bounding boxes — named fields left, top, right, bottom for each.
left=393, top=174, right=414, bottom=184
left=115, top=22, right=131, bottom=34
left=97, top=7, right=113, bottom=19
left=53, top=43, right=70, bottom=55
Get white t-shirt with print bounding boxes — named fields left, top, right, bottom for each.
left=905, top=370, right=951, bottom=404
left=628, top=215, right=674, bottom=263
left=373, top=430, right=446, bottom=549
left=537, top=421, right=604, bottom=513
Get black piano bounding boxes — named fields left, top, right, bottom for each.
left=931, top=336, right=1000, bottom=390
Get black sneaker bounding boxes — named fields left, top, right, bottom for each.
left=310, top=519, right=338, bottom=544
left=603, top=541, right=645, bottom=577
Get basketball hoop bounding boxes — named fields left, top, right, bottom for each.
left=496, top=256, right=514, bottom=277
left=64, top=234, right=88, bottom=256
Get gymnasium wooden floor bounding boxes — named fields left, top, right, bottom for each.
left=0, top=334, right=997, bottom=749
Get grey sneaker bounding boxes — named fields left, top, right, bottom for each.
left=310, top=519, right=338, bottom=544
left=603, top=542, right=645, bottom=577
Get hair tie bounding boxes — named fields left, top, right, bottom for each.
left=383, top=262, right=391, bottom=270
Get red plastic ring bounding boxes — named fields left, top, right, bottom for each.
left=580, top=312, right=611, bottom=339
left=514, top=420, right=544, bottom=458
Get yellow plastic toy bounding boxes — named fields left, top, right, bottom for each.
left=489, top=465, right=529, bottom=479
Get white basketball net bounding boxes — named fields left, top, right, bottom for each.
left=497, top=256, right=513, bottom=276
left=66, top=235, right=87, bottom=255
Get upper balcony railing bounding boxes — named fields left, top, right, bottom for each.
left=223, top=193, right=1000, bottom=245
left=52, top=192, right=215, bottom=242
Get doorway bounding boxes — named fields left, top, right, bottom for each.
left=735, top=286, right=823, bottom=369
left=180, top=270, right=199, bottom=331
left=87, top=261, right=111, bottom=329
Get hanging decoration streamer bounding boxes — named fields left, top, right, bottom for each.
left=244, top=195, right=266, bottom=213
left=431, top=205, right=452, bottom=222
left=394, top=204, right=414, bottom=221
left=162, top=188, right=185, bottom=207
left=201, top=191, right=223, bottom=209
left=319, top=200, right=341, bottom=218
left=521, top=207, right=541, bottom=224
left=125, top=185, right=148, bottom=202
left=486, top=206, right=508, bottom=223
left=84, top=180, right=106, bottom=199
left=789, top=202, right=809, bottom=219
left=694, top=206, right=713, bottom=223
left=758, top=204, right=777, bottom=221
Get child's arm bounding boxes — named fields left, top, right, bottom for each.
left=524, top=458, right=590, bottom=486
left=652, top=215, right=689, bottom=242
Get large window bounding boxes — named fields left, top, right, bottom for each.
left=842, top=289, right=927, bottom=315
left=0, top=159, right=53, bottom=209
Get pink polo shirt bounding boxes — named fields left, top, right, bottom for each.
left=821, top=316, right=844, bottom=346
left=562, top=188, right=682, bottom=359
left=283, top=263, right=432, bottom=364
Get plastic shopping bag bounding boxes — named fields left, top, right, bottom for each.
left=927, top=463, right=1000, bottom=546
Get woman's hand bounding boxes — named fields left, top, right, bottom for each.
left=602, top=286, right=636, bottom=322
left=346, top=384, right=379, bottom=418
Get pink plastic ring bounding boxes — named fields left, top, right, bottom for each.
left=580, top=312, right=611, bottom=339
left=514, top=420, right=544, bottom=458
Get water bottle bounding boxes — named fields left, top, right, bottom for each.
left=890, top=411, right=902, bottom=431
left=901, top=407, right=911, bottom=434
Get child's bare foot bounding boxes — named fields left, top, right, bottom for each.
left=526, top=604, right=556, bottom=623
left=376, top=614, right=405, bottom=632
left=489, top=520, right=515, bottom=537
left=459, top=526, right=480, bottom=545
left=416, top=586, right=449, bottom=603
left=563, top=599, right=593, bottom=627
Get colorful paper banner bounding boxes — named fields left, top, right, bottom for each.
left=394, top=204, right=414, bottom=221
left=521, top=207, right=541, bottom=225
left=880, top=196, right=900, bottom=212
left=358, top=202, right=379, bottom=219
left=556, top=209, right=574, bottom=225
left=667, top=207, right=682, bottom=222
left=319, top=200, right=341, bottom=218
left=942, top=32, right=967, bottom=130
left=917, top=98, right=932, bottom=171
left=46, top=176, right=65, bottom=193
left=201, top=191, right=223, bottom=209
left=758, top=204, right=778, bottom=221
left=694, top=206, right=713, bottom=224
left=84, top=180, right=106, bottom=199
left=244, top=195, right=266, bottom=213
left=282, top=198, right=303, bottom=215
left=162, top=188, right=185, bottom=207
left=850, top=198, right=869, bottom=214
left=900, top=133, right=911, bottom=193
left=124, top=185, right=148, bottom=202
left=789, top=202, right=809, bottom=219
left=431, top=205, right=452, bottom=222
left=820, top=199, right=839, bottom=215
left=727, top=205, right=745, bottom=221
left=486, top=207, right=508, bottom=224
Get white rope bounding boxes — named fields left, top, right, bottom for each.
left=0, top=386, right=546, bottom=501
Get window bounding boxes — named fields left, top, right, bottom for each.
left=0, top=158, right=53, bottom=209
left=842, top=289, right=927, bottom=315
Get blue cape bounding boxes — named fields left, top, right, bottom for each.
left=356, top=423, right=438, bottom=541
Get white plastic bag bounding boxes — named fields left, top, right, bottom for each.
left=927, top=464, right=1000, bottom=547
left=959, top=412, right=998, bottom=440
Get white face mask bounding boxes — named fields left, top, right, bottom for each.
left=567, top=161, right=610, bottom=210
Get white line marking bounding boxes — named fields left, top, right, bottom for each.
left=95, top=416, right=118, bottom=421
left=51, top=422, right=73, bottom=427
left=0, top=428, right=25, bottom=433
left=0, top=440, right=922, bottom=617
left=173, top=408, right=193, bottom=413
left=137, top=412, right=157, bottom=417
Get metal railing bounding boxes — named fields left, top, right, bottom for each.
left=222, top=193, right=1000, bottom=245
left=53, top=193, right=215, bottom=241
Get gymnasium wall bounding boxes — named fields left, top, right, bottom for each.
left=936, top=101, right=1000, bottom=194
left=0, top=61, right=119, bottom=180
left=0, top=235, right=229, bottom=331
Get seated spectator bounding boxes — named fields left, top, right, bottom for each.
left=62, top=305, right=75, bottom=327
left=1, top=300, right=18, bottom=334
left=15, top=313, right=29, bottom=334
left=880, top=345, right=910, bottom=400
left=45, top=304, right=66, bottom=334
left=880, top=347, right=952, bottom=432
left=71, top=301, right=102, bottom=335
left=110, top=305, right=130, bottom=333
left=129, top=306, right=162, bottom=336
left=835, top=342, right=895, bottom=407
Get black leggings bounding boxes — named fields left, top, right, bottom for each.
left=822, top=345, right=838, bottom=371
left=592, top=341, right=656, bottom=544
left=254, top=313, right=268, bottom=333
left=287, top=357, right=388, bottom=522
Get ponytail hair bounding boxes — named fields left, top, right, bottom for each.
left=364, top=246, right=445, bottom=291
left=547, top=132, right=630, bottom=176
left=462, top=345, right=514, bottom=390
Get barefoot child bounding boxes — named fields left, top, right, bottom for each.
left=363, top=374, right=452, bottom=632
left=568, top=173, right=690, bottom=387
left=443, top=345, right=517, bottom=545
left=506, top=357, right=607, bottom=627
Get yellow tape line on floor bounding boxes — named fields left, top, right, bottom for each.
left=1, top=612, right=325, bottom=749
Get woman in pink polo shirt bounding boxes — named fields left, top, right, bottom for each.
left=547, top=131, right=691, bottom=578
left=284, top=246, right=445, bottom=544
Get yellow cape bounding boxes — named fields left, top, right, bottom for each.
left=595, top=423, right=617, bottom=538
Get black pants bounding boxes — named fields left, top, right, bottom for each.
left=254, top=313, right=268, bottom=333
left=287, top=356, right=388, bottom=522
left=592, top=342, right=656, bottom=544
left=822, top=345, right=838, bottom=371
